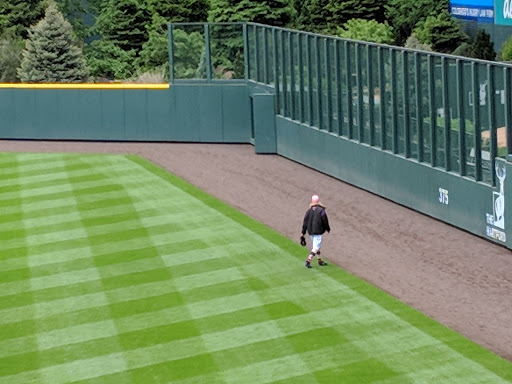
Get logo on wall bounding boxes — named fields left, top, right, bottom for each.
left=495, top=0, right=512, bottom=24
left=504, top=0, right=512, bottom=19
left=486, top=163, right=507, bottom=242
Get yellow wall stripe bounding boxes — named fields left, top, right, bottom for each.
left=0, top=83, right=170, bottom=89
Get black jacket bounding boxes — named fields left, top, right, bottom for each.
left=302, top=204, right=330, bottom=235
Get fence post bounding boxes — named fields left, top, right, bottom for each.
left=345, top=41, right=353, bottom=139
left=367, top=45, right=375, bottom=146
left=415, top=52, right=423, bottom=162
left=403, top=50, right=410, bottom=158
left=505, top=67, right=512, bottom=156
left=472, top=62, right=482, bottom=181
left=205, top=24, right=212, bottom=81
left=356, top=44, right=364, bottom=142
left=428, top=54, right=437, bottom=167
left=391, top=50, right=398, bottom=154
left=442, top=57, right=451, bottom=171
left=488, top=64, right=497, bottom=186
left=335, top=39, right=343, bottom=136
left=378, top=46, right=386, bottom=149
left=298, top=33, right=304, bottom=123
left=456, top=59, right=466, bottom=176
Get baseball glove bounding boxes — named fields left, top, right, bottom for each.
left=300, top=235, right=307, bottom=246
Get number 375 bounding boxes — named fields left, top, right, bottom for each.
left=438, top=188, right=449, bottom=205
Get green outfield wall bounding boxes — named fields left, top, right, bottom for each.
left=1, top=22, right=512, bottom=250
left=0, top=83, right=251, bottom=143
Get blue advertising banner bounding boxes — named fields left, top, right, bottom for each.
left=450, top=0, right=494, bottom=23
left=495, top=0, right=512, bottom=25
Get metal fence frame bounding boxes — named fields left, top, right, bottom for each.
left=169, top=22, right=512, bottom=186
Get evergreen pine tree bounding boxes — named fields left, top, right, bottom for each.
left=385, top=0, right=449, bottom=46
left=148, top=0, right=208, bottom=23
left=137, top=0, right=209, bottom=77
left=294, top=0, right=385, bottom=34
left=0, top=29, right=25, bottom=82
left=94, top=0, right=151, bottom=53
left=414, top=10, right=468, bottom=54
left=18, top=2, right=88, bottom=82
left=209, top=0, right=294, bottom=27
left=470, top=30, right=496, bottom=61
left=0, top=0, right=47, bottom=39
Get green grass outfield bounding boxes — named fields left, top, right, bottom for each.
left=1, top=152, right=511, bottom=384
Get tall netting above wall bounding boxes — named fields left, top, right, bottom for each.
left=169, top=23, right=245, bottom=81
left=169, top=22, right=512, bottom=186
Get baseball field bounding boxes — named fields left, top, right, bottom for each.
left=1, top=151, right=512, bottom=383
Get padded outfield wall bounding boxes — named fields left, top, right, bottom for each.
left=0, top=83, right=251, bottom=143
left=1, top=23, right=512, bottom=250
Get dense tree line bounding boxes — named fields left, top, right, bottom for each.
left=0, top=0, right=502, bottom=82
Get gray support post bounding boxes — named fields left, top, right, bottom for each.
left=391, top=50, right=398, bottom=154
left=367, top=45, right=375, bottom=146
left=345, top=41, right=353, bottom=139
left=488, top=64, right=497, bottom=186
left=325, top=39, right=332, bottom=133
left=442, top=57, right=451, bottom=171
left=281, top=30, right=288, bottom=116
left=273, top=28, right=280, bottom=114
left=298, top=33, right=304, bottom=123
left=456, top=59, right=466, bottom=176
left=505, top=67, right=512, bottom=156
left=403, top=51, right=410, bottom=158
left=315, top=36, right=323, bottom=130
left=428, top=54, right=437, bottom=167
left=415, top=53, right=423, bottom=162
left=356, top=44, right=364, bottom=142
left=263, top=27, right=269, bottom=83
left=335, top=39, right=343, bottom=136
left=378, top=46, right=386, bottom=149
left=205, top=24, right=212, bottom=81
left=472, top=62, right=482, bottom=181
left=307, top=35, right=314, bottom=125
left=168, top=24, right=174, bottom=83
left=289, top=32, right=296, bottom=121
left=254, top=26, right=259, bottom=81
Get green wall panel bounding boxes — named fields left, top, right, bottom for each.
left=147, top=89, right=173, bottom=141
left=101, top=90, right=125, bottom=140
left=0, top=85, right=251, bottom=143
left=251, top=94, right=276, bottom=153
left=124, top=90, right=148, bottom=140
left=59, top=90, right=83, bottom=138
left=0, top=89, right=14, bottom=137
left=222, top=85, right=251, bottom=142
left=79, top=90, right=102, bottom=140
left=173, top=86, right=201, bottom=141
left=199, top=86, right=224, bottom=142
left=13, top=91, right=35, bottom=138
left=33, top=90, right=58, bottom=139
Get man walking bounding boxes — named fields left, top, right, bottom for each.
left=301, top=194, right=331, bottom=268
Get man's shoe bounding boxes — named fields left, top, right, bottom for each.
left=318, top=260, right=328, bottom=266
left=305, top=261, right=312, bottom=269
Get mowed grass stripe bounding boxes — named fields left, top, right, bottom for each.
left=0, top=157, right=140, bottom=186
left=0, top=155, right=41, bottom=382
left=0, top=266, right=320, bottom=332
left=0, top=171, right=150, bottom=204
left=2, top=306, right=351, bottom=380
